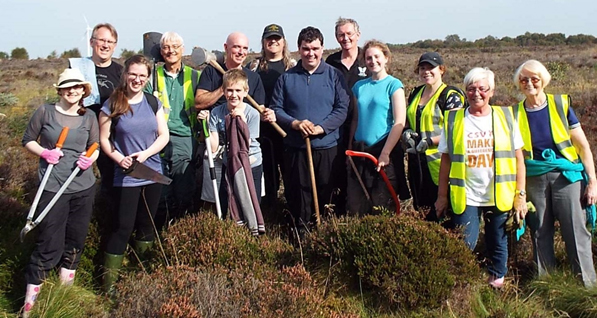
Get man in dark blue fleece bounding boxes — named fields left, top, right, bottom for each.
left=271, top=26, right=349, bottom=233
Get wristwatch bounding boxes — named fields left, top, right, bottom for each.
left=516, top=189, right=526, bottom=197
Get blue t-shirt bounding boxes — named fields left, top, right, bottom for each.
left=101, top=95, right=164, bottom=187
left=352, top=75, right=403, bottom=146
left=526, top=102, right=580, bottom=160
left=209, top=102, right=262, bottom=168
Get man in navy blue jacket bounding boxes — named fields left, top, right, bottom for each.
left=271, top=26, right=349, bottom=233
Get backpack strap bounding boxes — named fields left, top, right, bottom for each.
left=438, top=85, right=467, bottom=110
left=110, top=93, right=159, bottom=142
left=407, top=85, right=425, bottom=106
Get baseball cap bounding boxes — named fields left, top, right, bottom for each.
left=418, top=52, right=444, bottom=67
left=262, top=24, right=285, bottom=39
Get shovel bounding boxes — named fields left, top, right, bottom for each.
left=190, top=46, right=287, bottom=138
left=142, top=32, right=164, bottom=97
left=346, top=150, right=401, bottom=216
left=202, top=119, right=222, bottom=219
left=123, top=158, right=172, bottom=185
left=20, top=142, right=98, bottom=242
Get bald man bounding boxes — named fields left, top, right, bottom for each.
left=195, top=32, right=265, bottom=210
left=195, top=32, right=265, bottom=110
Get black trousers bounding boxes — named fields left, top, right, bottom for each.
left=25, top=185, right=95, bottom=285
left=105, top=183, right=162, bottom=255
left=283, top=146, right=337, bottom=229
left=259, top=123, right=285, bottom=207
left=407, top=153, right=440, bottom=221
left=346, top=140, right=399, bottom=216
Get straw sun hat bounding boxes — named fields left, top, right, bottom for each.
left=53, top=68, right=92, bottom=99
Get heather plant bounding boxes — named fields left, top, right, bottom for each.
left=160, top=212, right=295, bottom=275
left=304, top=215, right=481, bottom=311
left=113, top=263, right=360, bottom=317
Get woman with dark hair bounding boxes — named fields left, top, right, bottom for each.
left=247, top=23, right=296, bottom=207
left=513, top=59, right=597, bottom=287
left=403, top=52, right=464, bottom=221
left=21, top=68, right=99, bottom=316
left=347, top=39, right=406, bottom=214
left=98, top=55, right=169, bottom=292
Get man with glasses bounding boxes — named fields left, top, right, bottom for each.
left=195, top=32, right=265, bottom=213
left=325, top=17, right=369, bottom=215
left=70, top=23, right=122, bottom=195
left=144, top=32, right=200, bottom=227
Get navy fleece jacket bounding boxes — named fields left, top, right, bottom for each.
left=270, top=60, right=349, bottom=149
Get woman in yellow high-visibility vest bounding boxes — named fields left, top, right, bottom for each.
left=403, top=52, right=464, bottom=221
left=435, top=67, right=527, bottom=288
left=513, top=59, right=597, bottom=287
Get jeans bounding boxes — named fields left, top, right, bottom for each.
left=452, top=205, right=508, bottom=278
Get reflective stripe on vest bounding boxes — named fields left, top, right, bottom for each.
left=446, top=106, right=517, bottom=214
left=406, top=83, right=446, bottom=185
left=514, top=94, right=578, bottom=163
left=156, top=65, right=200, bottom=131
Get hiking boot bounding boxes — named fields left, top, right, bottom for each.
left=102, top=253, right=124, bottom=294
left=488, top=275, right=505, bottom=288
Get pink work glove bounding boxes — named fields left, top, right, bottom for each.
left=40, top=148, right=64, bottom=164
left=76, top=152, right=94, bottom=170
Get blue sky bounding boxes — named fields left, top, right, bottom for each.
left=2, top=0, right=595, bottom=59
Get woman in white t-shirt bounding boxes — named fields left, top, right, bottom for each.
left=435, top=67, right=527, bottom=288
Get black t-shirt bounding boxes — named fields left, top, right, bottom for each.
left=89, top=62, right=123, bottom=117
left=325, top=48, right=369, bottom=94
left=197, top=63, right=266, bottom=109
left=256, top=60, right=286, bottom=107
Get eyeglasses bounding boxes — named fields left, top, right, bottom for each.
left=93, top=38, right=117, bottom=45
left=519, top=77, right=541, bottom=85
left=336, top=32, right=356, bottom=39
left=127, top=73, right=148, bottom=81
left=161, top=44, right=182, bottom=51
left=466, top=86, right=491, bottom=94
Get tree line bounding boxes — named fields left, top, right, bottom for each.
left=391, top=32, right=597, bottom=49
left=1, top=32, right=595, bottom=61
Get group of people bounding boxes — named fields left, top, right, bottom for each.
left=19, top=17, right=597, bottom=316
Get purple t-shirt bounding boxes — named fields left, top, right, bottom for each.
left=101, top=95, right=163, bottom=187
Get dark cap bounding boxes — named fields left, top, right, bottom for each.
left=418, top=52, right=444, bottom=67
left=262, top=24, right=284, bottom=39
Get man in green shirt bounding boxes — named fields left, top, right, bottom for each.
left=146, top=32, right=200, bottom=226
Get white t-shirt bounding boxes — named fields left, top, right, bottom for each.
left=437, top=108, right=523, bottom=206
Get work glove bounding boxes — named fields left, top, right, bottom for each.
left=415, top=138, right=432, bottom=153
left=76, top=152, right=94, bottom=170
left=40, top=148, right=64, bottom=165
left=401, top=129, right=418, bottom=145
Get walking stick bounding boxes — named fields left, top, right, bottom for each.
left=202, top=119, right=222, bottom=219
left=346, top=150, right=401, bottom=216
left=305, top=137, right=320, bottom=226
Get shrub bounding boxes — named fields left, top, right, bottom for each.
left=10, top=48, right=28, bottom=60
left=0, top=51, right=8, bottom=59
left=113, top=264, right=359, bottom=318
left=0, top=93, right=18, bottom=108
left=60, top=48, right=81, bottom=59
left=161, top=212, right=295, bottom=275
left=304, top=215, right=481, bottom=311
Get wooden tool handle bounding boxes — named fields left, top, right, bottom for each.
left=209, top=60, right=287, bottom=137
left=56, top=127, right=70, bottom=149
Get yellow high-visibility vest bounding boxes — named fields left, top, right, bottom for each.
left=156, top=65, right=200, bottom=132
left=514, top=94, right=578, bottom=163
left=445, top=106, right=517, bottom=214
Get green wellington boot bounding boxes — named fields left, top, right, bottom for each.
left=102, top=253, right=124, bottom=294
left=133, top=240, right=154, bottom=267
